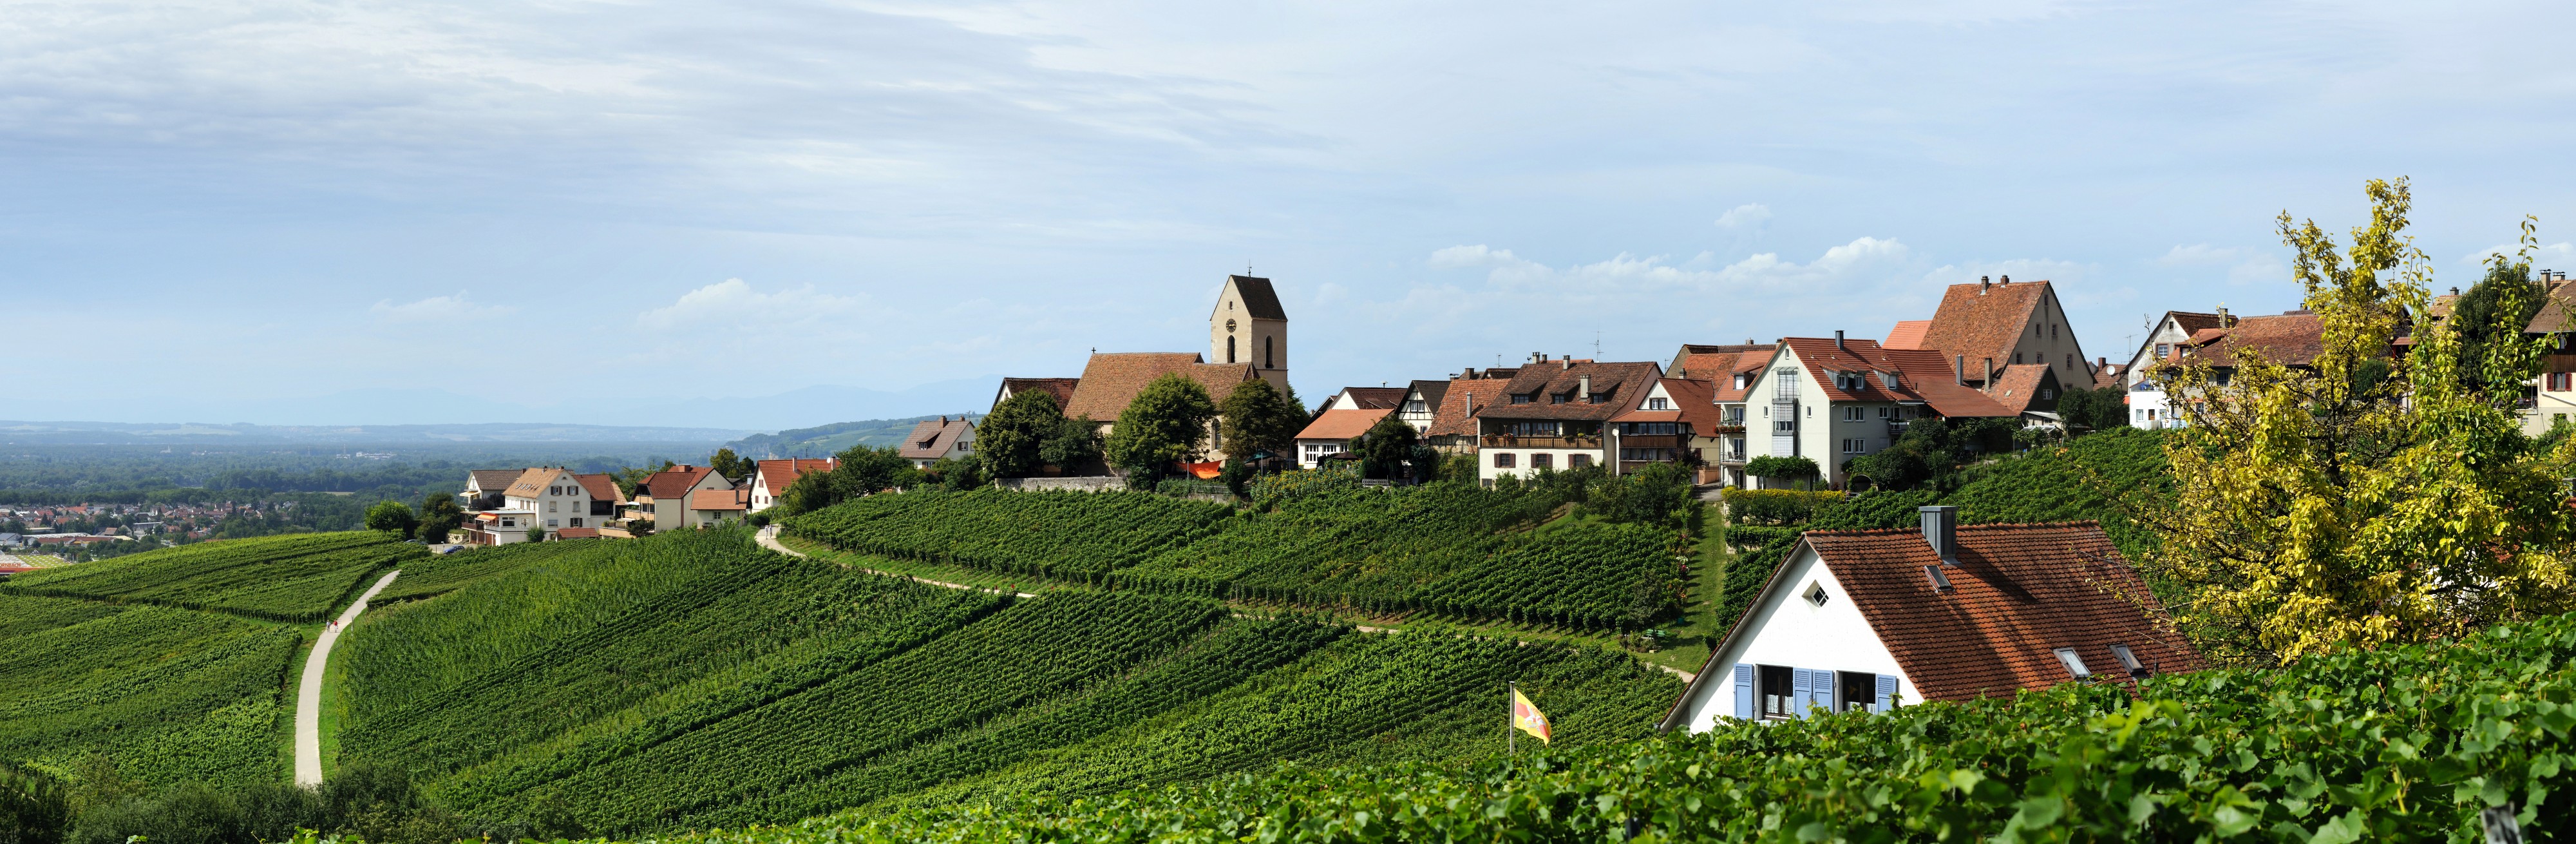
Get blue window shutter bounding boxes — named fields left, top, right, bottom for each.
left=1790, top=669, right=1813, bottom=718
left=1874, top=674, right=1899, bottom=713
left=1732, top=664, right=1754, bottom=720
left=1808, top=669, right=1833, bottom=714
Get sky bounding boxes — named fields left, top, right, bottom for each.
left=7, top=0, right=2576, bottom=430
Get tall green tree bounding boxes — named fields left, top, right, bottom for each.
left=1218, top=378, right=1304, bottom=466
left=1041, top=416, right=1104, bottom=471
left=2145, top=179, right=2576, bottom=666
left=363, top=501, right=417, bottom=539
left=976, top=389, right=1061, bottom=479
left=1348, top=412, right=1418, bottom=480
left=415, top=493, right=464, bottom=543
left=708, top=448, right=750, bottom=484
left=2450, top=260, right=2546, bottom=396
left=1104, top=374, right=1218, bottom=483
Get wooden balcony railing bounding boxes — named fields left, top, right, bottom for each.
left=1480, top=434, right=1602, bottom=448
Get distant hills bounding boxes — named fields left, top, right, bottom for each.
left=722, top=414, right=985, bottom=457
left=0, top=420, right=752, bottom=445
left=0, top=377, right=1002, bottom=432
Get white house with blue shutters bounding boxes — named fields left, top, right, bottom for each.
left=1660, top=507, right=2206, bottom=733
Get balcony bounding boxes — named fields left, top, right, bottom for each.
left=1888, top=420, right=1911, bottom=439
left=1618, top=434, right=1686, bottom=448
left=1481, top=434, right=1602, bottom=449
left=1709, top=424, right=1747, bottom=435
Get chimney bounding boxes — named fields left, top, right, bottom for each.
left=1920, top=505, right=1959, bottom=566
left=1983, top=358, right=1995, bottom=390
left=2216, top=305, right=2230, bottom=327
left=1835, top=330, right=1846, bottom=350
left=1578, top=376, right=1591, bottom=398
left=2097, top=356, right=2108, bottom=372
left=1999, top=274, right=2010, bottom=284
left=1955, top=354, right=1965, bottom=386
left=1562, top=358, right=1574, bottom=370
left=2450, top=287, right=2460, bottom=296
left=1980, top=275, right=1991, bottom=294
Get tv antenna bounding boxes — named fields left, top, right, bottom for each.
left=1593, top=329, right=1602, bottom=359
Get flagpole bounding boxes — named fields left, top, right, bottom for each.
left=1508, top=680, right=1517, bottom=756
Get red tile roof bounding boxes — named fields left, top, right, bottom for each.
left=1667, top=343, right=1774, bottom=381
left=753, top=459, right=835, bottom=493
left=688, top=488, right=750, bottom=511
left=1648, top=377, right=1724, bottom=431
left=1473, top=361, right=1665, bottom=421
left=1985, top=364, right=2058, bottom=414
left=1918, top=279, right=2052, bottom=370
left=1334, top=387, right=1408, bottom=410
left=572, top=473, right=620, bottom=503
left=553, top=528, right=600, bottom=539
left=1805, top=523, right=2205, bottom=702
left=641, top=465, right=716, bottom=501
left=1424, top=374, right=1502, bottom=437
left=2092, top=363, right=2128, bottom=390
left=504, top=467, right=564, bottom=499
left=1883, top=320, right=1932, bottom=350
left=1772, top=338, right=2016, bottom=419
left=467, top=470, right=520, bottom=492
left=2164, top=312, right=2326, bottom=368
left=899, top=417, right=975, bottom=460
left=1060, top=354, right=1258, bottom=421
left=999, top=378, right=1081, bottom=410
left=1296, top=408, right=1392, bottom=441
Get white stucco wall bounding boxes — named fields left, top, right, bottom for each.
left=1678, top=544, right=1912, bottom=733
left=504, top=470, right=602, bottom=531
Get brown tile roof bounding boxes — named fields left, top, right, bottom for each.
left=753, top=459, right=835, bottom=493
left=1473, top=361, right=1665, bottom=421
left=1226, top=275, right=1289, bottom=320
left=688, top=488, right=750, bottom=511
left=1424, top=375, right=1501, bottom=437
left=1880, top=349, right=2016, bottom=418
left=2164, top=312, right=2326, bottom=368
left=571, top=474, right=620, bottom=503
left=553, top=528, right=600, bottom=539
left=2092, top=363, right=2128, bottom=390
left=999, top=378, right=1081, bottom=410
left=1060, top=353, right=1258, bottom=420
left=504, top=468, right=563, bottom=499
left=641, top=465, right=716, bottom=501
left=1406, top=379, right=1450, bottom=412
left=1649, top=378, right=1725, bottom=431
left=1919, top=279, right=2051, bottom=368
left=1772, top=338, right=2015, bottom=418
left=1804, top=523, right=2206, bottom=702
left=1294, top=408, right=1391, bottom=441
left=1336, top=387, right=1408, bottom=410
left=899, top=417, right=974, bottom=460
left=2528, top=289, right=2576, bottom=334
left=1667, top=343, right=1773, bottom=380
left=468, top=470, right=520, bottom=492
left=2167, top=311, right=2226, bottom=334
left=1883, top=320, right=1932, bottom=350
left=1985, top=364, right=2058, bottom=414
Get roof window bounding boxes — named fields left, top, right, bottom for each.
left=1803, top=582, right=1829, bottom=607
left=1924, top=564, right=1952, bottom=591
left=2052, top=648, right=2091, bottom=678
left=2110, top=644, right=2148, bottom=678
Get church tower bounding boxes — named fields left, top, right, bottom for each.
left=1209, top=274, right=1289, bottom=395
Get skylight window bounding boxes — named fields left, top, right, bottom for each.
left=2053, top=648, right=2091, bottom=678
left=2110, top=644, right=2145, bottom=676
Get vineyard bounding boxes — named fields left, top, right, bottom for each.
left=786, top=479, right=1688, bottom=631
left=0, top=594, right=299, bottom=789
left=367, top=539, right=594, bottom=604
left=1, top=532, right=424, bottom=622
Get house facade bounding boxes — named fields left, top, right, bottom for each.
left=1661, top=508, right=2204, bottom=731
left=1669, top=343, right=1772, bottom=486
left=1894, top=276, right=2093, bottom=394
left=2130, top=310, right=2327, bottom=431
left=1739, top=335, right=2014, bottom=489
left=898, top=416, right=977, bottom=469
left=1473, top=357, right=1662, bottom=485
left=1208, top=274, right=1291, bottom=395
left=626, top=465, right=731, bottom=530
left=2119, top=310, right=2226, bottom=388
left=748, top=458, right=835, bottom=513
left=1293, top=407, right=1390, bottom=468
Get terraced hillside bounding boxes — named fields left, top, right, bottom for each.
left=5, top=532, right=424, bottom=622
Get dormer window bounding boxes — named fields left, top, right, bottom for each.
left=1647, top=398, right=1669, bottom=410
left=1550, top=392, right=1571, bottom=404
left=1511, top=393, right=1535, bottom=405
left=1732, top=374, right=1749, bottom=390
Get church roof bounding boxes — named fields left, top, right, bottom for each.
left=1061, top=354, right=1258, bottom=421
left=1227, top=275, right=1288, bottom=320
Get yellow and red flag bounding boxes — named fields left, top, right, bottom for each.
left=1511, top=687, right=1551, bottom=744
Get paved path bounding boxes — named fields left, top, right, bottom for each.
left=757, top=526, right=1037, bottom=598
left=295, top=570, right=399, bottom=788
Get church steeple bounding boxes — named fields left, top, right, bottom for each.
left=1210, top=274, right=1288, bottom=394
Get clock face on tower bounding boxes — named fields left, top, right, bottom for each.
left=1226, top=319, right=1238, bottom=332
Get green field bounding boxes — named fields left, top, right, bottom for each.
left=4, top=532, right=423, bottom=622
left=333, top=526, right=1681, bottom=836
left=784, top=479, right=1689, bottom=631
left=0, top=594, right=299, bottom=789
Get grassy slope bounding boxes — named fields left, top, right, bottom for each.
left=0, top=594, right=301, bottom=787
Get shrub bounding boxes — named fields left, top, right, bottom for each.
left=1718, top=488, right=1840, bottom=526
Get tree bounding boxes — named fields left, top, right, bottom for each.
left=2450, top=260, right=2545, bottom=396
left=2055, top=385, right=2130, bottom=432
left=1218, top=378, right=1304, bottom=467
left=526, top=524, right=545, bottom=542
left=1104, top=374, right=1218, bottom=484
left=363, top=501, right=417, bottom=539
left=1588, top=461, right=1694, bottom=530
left=1348, top=412, right=1418, bottom=480
left=2142, top=178, right=2576, bottom=666
left=416, top=493, right=464, bottom=544
left=1041, top=416, right=1104, bottom=472
left=976, top=389, right=1061, bottom=479
left=708, top=448, right=751, bottom=484
left=926, top=456, right=983, bottom=492
left=1743, top=455, right=1821, bottom=490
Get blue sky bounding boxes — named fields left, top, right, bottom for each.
left=6, top=0, right=2575, bottom=430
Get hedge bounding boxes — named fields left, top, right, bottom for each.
left=1716, top=488, right=1842, bottom=526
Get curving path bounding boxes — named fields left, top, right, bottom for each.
left=757, top=525, right=1035, bottom=598
left=295, top=570, right=399, bottom=788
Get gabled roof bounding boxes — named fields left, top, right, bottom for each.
left=572, top=473, right=620, bottom=503
left=467, top=470, right=520, bottom=492
left=1294, top=408, right=1391, bottom=442
left=1879, top=350, right=2017, bottom=418
left=1334, top=387, right=1408, bottom=410
left=1919, top=279, right=2052, bottom=367
left=1424, top=374, right=1501, bottom=437
left=504, top=468, right=566, bottom=499
left=640, top=465, right=717, bottom=501
left=1406, top=379, right=1450, bottom=412
left=2164, top=311, right=2326, bottom=369
left=1061, top=353, right=1258, bottom=421
left=2166, top=311, right=2226, bottom=334
left=753, top=459, right=835, bottom=492
left=1883, top=320, right=1932, bottom=350
left=1768, top=338, right=2015, bottom=419
left=2528, top=287, right=2576, bottom=334
left=1664, top=521, right=2206, bottom=725
left=687, top=488, right=751, bottom=512
left=899, top=417, right=975, bottom=460
left=1472, top=361, right=1665, bottom=421
left=999, top=378, right=1081, bottom=410
left=1221, top=275, right=1289, bottom=321
left=1985, top=364, right=2059, bottom=414
left=1651, top=378, right=1724, bottom=430
left=1668, top=343, right=1773, bottom=380
left=553, top=528, right=600, bottom=540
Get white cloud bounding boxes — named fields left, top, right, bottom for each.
left=2158, top=244, right=2240, bottom=265
left=2157, top=244, right=2282, bottom=287
left=636, top=279, right=869, bottom=330
left=2463, top=242, right=2576, bottom=267
left=1428, top=236, right=1911, bottom=293
left=1714, top=204, right=1773, bottom=229
left=371, top=292, right=514, bottom=321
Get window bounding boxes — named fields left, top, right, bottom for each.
left=547, top=501, right=558, bottom=512
left=2040, top=388, right=2054, bottom=399
left=1841, top=438, right=1864, bottom=454
left=1837, top=671, right=1877, bottom=713
left=1493, top=453, right=1516, bottom=468
left=1733, top=374, right=1749, bottom=390
left=1508, top=421, right=1559, bottom=437
left=1264, top=336, right=1274, bottom=369
left=1841, top=407, right=1863, bottom=421
left=1759, top=666, right=1795, bottom=719
left=1619, top=448, right=1674, bottom=461
left=569, top=517, right=583, bottom=528
left=1511, top=393, right=1535, bottom=405
left=2065, top=353, right=2073, bottom=367
left=1531, top=454, right=1553, bottom=470
left=1803, top=582, right=1828, bottom=606
left=547, top=519, right=558, bottom=527
left=1877, top=407, right=1888, bottom=418
left=2052, top=325, right=2060, bottom=339
left=1725, top=407, right=1744, bottom=423
left=1227, top=335, right=1237, bottom=363
left=1405, top=400, right=1427, bottom=413
left=2052, top=648, right=2091, bottom=678
left=2109, top=644, right=2144, bottom=675
left=500, top=517, right=516, bottom=528
left=2552, top=372, right=2571, bottom=392
left=2155, top=343, right=2170, bottom=359
left=1776, top=421, right=1795, bottom=433
left=1774, top=369, right=1800, bottom=399
left=1550, top=392, right=1571, bottom=404
left=2014, top=353, right=2023, bottom=364
left=1569, top=454, right=1591, bottom=468
left=958, top=441, right=971, bottom=452
left=1648, top=397, right=1669, bottom=410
